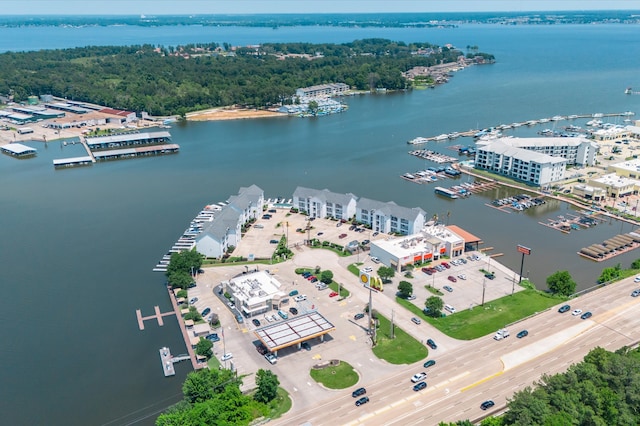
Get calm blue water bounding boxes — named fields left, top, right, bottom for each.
left=1, top=22, right=639, bottom=426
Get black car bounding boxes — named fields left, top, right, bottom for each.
left=302, top=271, right=311, bottom=278
left=289, top=307, right=298, bottom=315
left=301, top=342, right=311, bottom=351
left=352, top=387, right=366, bottom=398
left=255, top=344, right=268, bottom=355
left=201, top=307, right=211, bottom=317
left=558, top=304, right=571, bottom=313
left=205, top=333, right=220, bottom=342
left=355, top=396, right=370, bottom=406
left=581, top=311, right=593, bottom=320
left=354, top=313, right=365, bottom=320
left=516, top=330, right=528, bottom=338
left=480, top=400, right=495, bottom=410
left=252, top=318, right=261, bottom=327
left=426, top=339, right=437, bottom=350
left=187, top=282, right=197, bottom=288
left=413, top=381, right=427, bottom=391
left=423, top=359, right=436, bottom=368
left=484, top=273, right=496, bottom=280
left=269, top=239, right=279, bottom=244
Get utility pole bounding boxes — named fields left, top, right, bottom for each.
left=482, top=278, right=486, bottom=306
left=390, top=309, right=395, bottom=339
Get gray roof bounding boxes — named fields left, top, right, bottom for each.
left=227, top=184, right=263, bottom=210
left=499, top=136, right=589, bottom=148
left=357, top=197, right=426, bottom=220
left=293, top=186, right=357, bottom=205
left=197, top=207, right=241, bottom=242
left=477, top=140, right=566, bottom=164
left=85, top=131, right=171, bottom=146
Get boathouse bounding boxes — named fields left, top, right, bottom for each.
left=85, top=131, right=172, bottom=150
left=1, top=143, right=37, bottom=158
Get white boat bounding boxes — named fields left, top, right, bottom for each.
left=403, top=173, right=416, bottom=179
left=448, top=132, right=460, bottom=139
left=526, top=120, right=539, bottom=126
left=623, top=111, right=635, bottom=116
left=539, top=118, right=550, bottom=123
left=551, top=115, right=565, bottom=121
left=592, top=113, right=603, bottom=118
left=567, top=114, right=579, bottom=119
left=434, top=134, right=449, bottom=141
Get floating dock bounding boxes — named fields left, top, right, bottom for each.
left=578, top=232, right=640, bottom=261
left=53, top=156, right=94, bottom=168
left=160, top=347, right=176, bottom=377
left=136, top=305, right=175, bottom=330
left=93, top=143, right=180, bottom=161
left=409, top=149, right=458, bottom=163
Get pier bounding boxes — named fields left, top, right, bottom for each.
left=578, top=232, right=640, bottom=262
left=136, top=305, right=175, bottom=331
left=159, top=347, right=192, bottom=377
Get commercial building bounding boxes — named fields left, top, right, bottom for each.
left=356, top=198, right=426, bottom=235
left=369, top=224, right=480, bottom=271
left=293, top=187, right=357, bottom=220
left=196, top=185, right=264, bottom=258
left=223, top=270, right=286, bottom=318
left=588, top=173, right=640, bottom=198
left=474, top=137, right=599, bottom=187
left=295, top=83, right=350, bottom=98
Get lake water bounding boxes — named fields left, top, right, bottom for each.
left=1, top=22, right=640, bottom=425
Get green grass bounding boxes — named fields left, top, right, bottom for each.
left=329, top=281, right=350, bottom=298
left=398, top=289, right=563, bottom=340
left=425, top=285, right=444, bottom=296
left=309, top=361, right=359, bottom=389
left=372, top=314, right=428, bottom=364
left=266, top=387, right=292, bottom=419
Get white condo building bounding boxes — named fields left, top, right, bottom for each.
left=474, top=137, right=598, bottom=186
left=293, top=187, right=357, bottom=220
left=356, top=198, right=426, bottom=235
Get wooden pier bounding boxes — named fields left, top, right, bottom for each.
left=136, top=305, right=175, bottom=331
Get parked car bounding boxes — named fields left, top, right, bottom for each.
left=411, top=317, right=421, bottom=325
left=355, top=396, right=369, bottom=406
left=339, top=233, right=348, bottom=239
left=581, top=311, right=593, bottom=320
left=444, top=304, right=456, bottom=314
left=264, top=353, right=277, bottom=364
left=352, top=387, right=367, bottom=398
left=255, top=344, right=268, bottom=355
left=422, top=267, right=433, bottom=275
left=457, top=274, right=467, bottom=280
left=354, top=313, right=365, bottom=320
left=189, top=297, right=198, bottom=304
left=205, top=333, right=220, bottom=342
left=362, top=239, right=370, bottom=245
left=269, top=239, right=279, bottom=244
left=423, top=359, right=436, bottom=368
left=361, top=267, right=373, bottom=273
left=294, top=295, right=307, bottom=302
left=426, top=339, right=437, bottom=350
left=201, top=307, right=211, bottom=317
left=220, top=353, right=233, bottom=361
left=441, top=261, right=450, bottom=269
left=235, top=314, right=244, bottom=323
left=289, top=290, right=299, bottom=297
left=302, top=271, right=311, bottom=278
left=447, top=276, right=457, bottom=283
left=558, top=304, right=571, bottom=313
left=301, top=342, right=311, bottom=351
left=443, top=285, right=453, bottom=293
left=252, top=318, right=261, bottom=327
left=372, top=231, right=379, bottom=237
left=310, top=277, right=318, bottom=283
left=411, top=372, right=427, bottom=383
left=289, top=307, right=298, bottom=315
left=329, top=291, right=339, bottom=298
left=480, top=400, right=495, bottom=410
left=413, top=381, right=427, bottom=391
left=336, top=222, right=342, bottom=227
left=278, top=310, right=288, bottom=320
left=371, top=257, right=381, bottom=264
left=484, top=273, right=496, bottom=280
left=516, top=330, right=528, bottom=338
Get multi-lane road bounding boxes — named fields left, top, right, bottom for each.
left=273, top=274, right=640, bottom=426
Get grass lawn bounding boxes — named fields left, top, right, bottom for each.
left=309, top=361, right=359, bottom=389
left=267, top=387, right=292, bottom=419
left=396, top=289, right=563, bottom=340
left=372, top=314, right=428, bottom=364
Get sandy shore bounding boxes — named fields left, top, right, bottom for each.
left=186, top=107, right=287, bottom=121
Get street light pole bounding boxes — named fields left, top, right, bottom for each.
left=482, top=278, right=486, bottom=306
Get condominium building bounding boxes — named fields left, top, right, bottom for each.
left=356, top=198, right=426, bottom=235
left=292, top=187, right=357, bottom=220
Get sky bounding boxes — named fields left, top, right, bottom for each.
left=4, top=1, right=640, bottom=15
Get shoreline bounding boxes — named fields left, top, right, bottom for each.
left=185, top=107, right=288, bottom=122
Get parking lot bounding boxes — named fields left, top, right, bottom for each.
left=183, top=213, right=523, bottom=410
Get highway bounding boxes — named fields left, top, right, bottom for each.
left=272, top=275, right=640, bottom=426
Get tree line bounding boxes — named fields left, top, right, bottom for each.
left=0, top=38, right=493, bottom=116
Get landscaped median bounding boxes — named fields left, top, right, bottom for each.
left=310, top=360, right=359, bottom=389
left=396, top=289, right=565, bottom=340
left=371, top=314, right=429, bottom=364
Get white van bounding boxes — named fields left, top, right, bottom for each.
left=493, top=329, right=510, bottom=340
left=444, top=304, right=456, bottom=314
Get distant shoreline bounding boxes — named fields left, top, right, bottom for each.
left=186, top=107, right=287, bottom=122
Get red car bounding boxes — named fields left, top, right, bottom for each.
left=329, top=291, right=339, bottom=297
left=307, top=275, right=316, bottom=281
left=441, top=262, right=450, bottom=269
left=339, top=233, right=348, bottom=239
left=447, top=275, right=457, bottom=282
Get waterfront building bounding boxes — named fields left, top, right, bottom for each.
left=356, top=198, right=426, bottom=235
left=292, top=186, right=357, bottom=220
left=608, top=159, right=640, bottom=180
left=369, top=224, right=477, bottom=271
left=572, top=184, right=607, bottom=201
left=295, top=83, right=349, bottom=98
left=223, top=270, right=286, bottom=318
left=1, top=143, right=37, bottom=158
left=196, top=185, right=264, bottom=258
left=590, top=126, right=633, bottom=142
left=588, top=173, right=639, bottom=198
left=478, top=137, right=598, bottom=166
left=474, top=139, right=568, bottom=186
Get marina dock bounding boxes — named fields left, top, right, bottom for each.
left=136, top=306, right=175, bottom=330
left=578, top=232, right=640, bottom=261
left=1, top=143, right=37, bottom=158
left=159, top=347, right=192, bottom=377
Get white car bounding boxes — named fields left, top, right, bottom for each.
left=457, top=274, right=467, bottom=280
left=411, top=372, right=427, bottom=383
left=572, top=309, right=583, bottom=316
left=189, top=297, right=198, bottom=304
left=294, top=295, right=307, bottom=302
left=634, top=276, right=640, bottom=283
left=361, top=267, right=373, bottom=273
left=220, top=353, right=233, bottom=361
left=371, top=257, right=381, bottom=264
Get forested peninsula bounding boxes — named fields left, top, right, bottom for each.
left=0, top=38, right=494, bottom=116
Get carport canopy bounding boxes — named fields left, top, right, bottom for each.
left=254, top=311, right=335, bottom=353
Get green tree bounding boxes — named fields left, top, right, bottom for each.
left=176, top=289, right=188, bottom=299
left=168, top=270, right=194, bottom=290
left=398, top=280, right=413, bottom=298
left=184, top=306, right=202, bottom=322
left=480, top=417, right=504, bottom=426
left=320, top=270, right=334, bottom=284
left=545, top=270, right=576, bottom=296
left=598, top=264, right=621, bottom=283
left=254, top=369, right=280, bottom=403
left=166, top=249, right=204, bottom=278
left=307, top=100, right=319, bottom=115
left=195, top=338, right=213, bottom=359
left=425, top=296, right=444, bottom=317
left=631, top=258, right=640, bottom=269
left=377, top=266, right=395, bottom=283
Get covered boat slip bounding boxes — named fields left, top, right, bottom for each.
left=85, top=131, right=171, bottom=150
left=53, top=156, right=94, bottom=168
left=1, top=143, right=37, bottom=158
left=578, top=232, right=640, bottom=261
left=93, top=143, right=180, bottom=161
